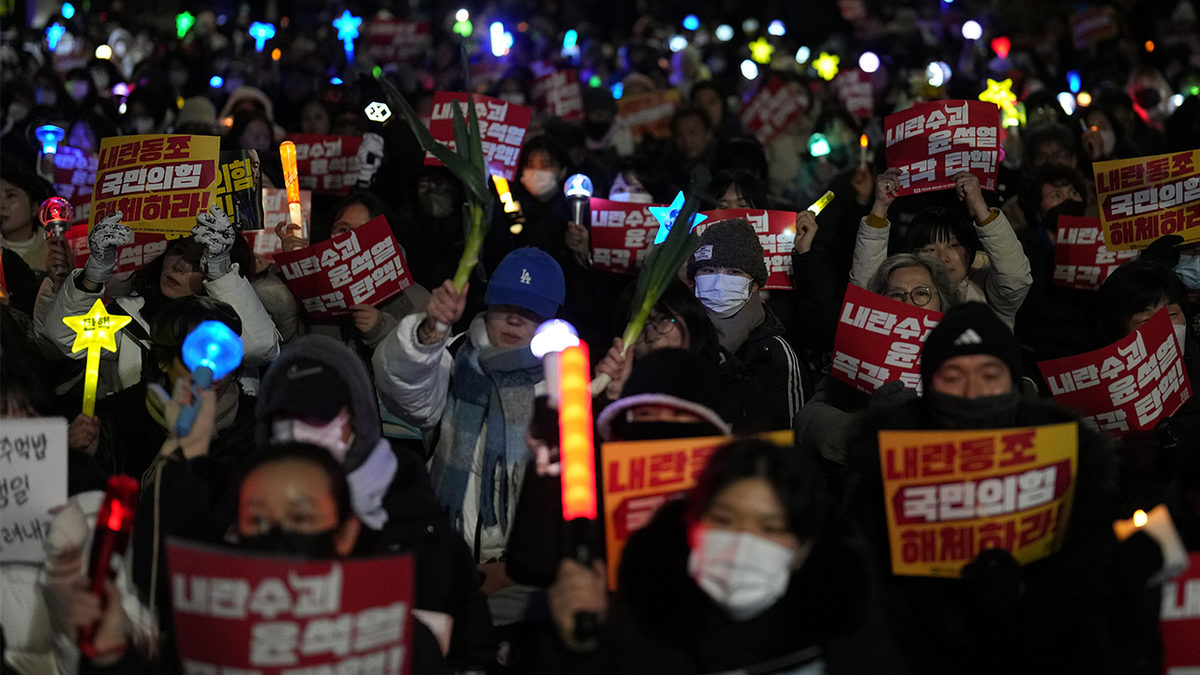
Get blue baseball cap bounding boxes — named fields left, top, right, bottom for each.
left=484, top=247, right=565, bottom=320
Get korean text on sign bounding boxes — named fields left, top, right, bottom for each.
left=168, top=540, right=414, bottom=675
left=215, top=151, right=261, bottom=231
left=64, top=224, right=168, bottom=277
left=273, top=215, right=412, bottom=319
left=53, top=147, right=98, bottom=223
left=365, top=19, right=430, bottom=63
left=1093, top=150, right=1200, bottom=251
left=600, top=430, right=793, bottom=590
left=1052, top=215, right=1137, bottom=291
left=244, top=188, right=313, bottom=261
left=0, top=418, right=67, bottom=563
left=1161, top=551, right=1200, bottom=672
left=883, top=100, right=1000, bottom=197
left=1038, top=307, right=1191, bottom=437
left=739, top=77, right=808, bottom=146
left=617, top=89, right=682, bottom=141
left=831, top=284, right=942, bottom=395
left=91, top=134, right=220, bottom=235
left=531, top=70, right=585, bottom=122
left=878, top=422, right=1078, bottom=578
left=696, top=209, right=798, bottom=290
left=425, top=92, right=533, bottom=181
left=834, top=68, right=874, bottom=120
left=282, top=134, right=364, bottom=197
left=588, top=197, right=668, bottom=275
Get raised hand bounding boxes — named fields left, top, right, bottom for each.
left=83, top=211, right=132, bottom=287
left=192, top=205, right=237, bottom=278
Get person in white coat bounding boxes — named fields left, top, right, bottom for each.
left=38, top=206, right=280, bottom=401
left=849, top=169, right=1032, bottom=330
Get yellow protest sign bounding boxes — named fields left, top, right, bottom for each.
left=90, top=134, right=221, bottom=235
left=878, top=423, right=1077, bottom=578
left=1094, top=150, right=1200, bottom=251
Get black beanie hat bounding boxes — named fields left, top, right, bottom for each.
left=596, top=348, right=731, bottom=441
left=686, top=218, right=769, bottom=288
left=921, top=302, right=1023, bottom=390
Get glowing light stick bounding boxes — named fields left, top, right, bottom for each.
left=859, top=134, right=869, bottom=166
left=532, top=319, right=580, bottom=404
left=279, top=141, right=306, bottom=240
left=176, top=12, right=195, bottom=39
left=807, top=191, right=835, bottom=216
left=35, top=125, right=65, bottom=155
left=79, top=475, right=138, bottom=658
left=40, top=197, right=74, bottom=277
left=175, top=320, right=243, bottom=436
left=62, top=300, right=132, bottom=417
left=46, top=23, right=66, bottom=52
left=333, top=10, right=362, bottom=62
left=650, top=191, right=708, bottom=245
left=248, top=22, right=275, bottom=53
left=364, top=101, right=392, bottom=123
left=493, top=176, right=525, bottom=235
left=564, top=173, right=593, bottom=229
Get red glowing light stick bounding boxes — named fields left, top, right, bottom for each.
left=79, top=475, right=139, bottom=658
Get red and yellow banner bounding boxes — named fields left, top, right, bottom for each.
left=91, top=134, right=221, bottom=235
left=1093, top=150, right=1200, bottom=251
left=879, top=422, right=1078, bottom=578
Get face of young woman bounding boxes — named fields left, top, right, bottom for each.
left=698, top=477, right=805, bottom=566
left=918, top=235, right=970, bottom=284
left=237, top=459, right=358, bottom=557
left=0, top=180, right=35, bottom=240
left=633, top=311, right=687, bottom=357
left=158, top=241, right=206, bottom=299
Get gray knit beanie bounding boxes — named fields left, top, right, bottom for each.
left=686, top=218, right=769, bottom=287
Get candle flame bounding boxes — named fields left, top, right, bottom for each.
left=859, top=134, right=868, bottom=148
left=1133, top=509, right=1148, bottom=527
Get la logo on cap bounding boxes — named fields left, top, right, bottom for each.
left=520, top=269, right=532, bottom=285
left=954, top=329, right=983, bottom=346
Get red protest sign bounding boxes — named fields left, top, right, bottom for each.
left=1093, top=150, right=1200, bottom=251
left=1162, top=553, right=1200, bottom=672
left=366, top=19, right=430, bottom=63
left=588, top=197, right=666, bottom=275
left=739, top=76, right=807, bottom=146
left=696, top=209, right=798, bottom=290
left=425, top=92, right=532, bottom=181
left=617, top=89, right=682, bottom=141
left=241, top=188, right=313, bottom=261
left=282, top=134, right=363, bottom=197
left=1038, top=307, right=1191, bottom=437
left=1052, top=215, right=1137, bottom=291
left=274, top=216, right=413, bottom=319
left=167, top=540, right=414, bottom=675
left=884, top=100, right=1000, bottom=196
left=64, top=224, right=167, bottom=276
left=531, top=69, right=584, bottom=122
left=834, top=68, right=873, bottom=119
left=832, top=284, right=942, bottom=395
left=52, top=147, right=98, bottom=223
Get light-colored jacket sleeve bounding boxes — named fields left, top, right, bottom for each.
left=975, top=209, right=1032, bottom=330
left=849, top=216, right=891, bottom=289
left=372, top=312, right=453, bottom=429
left=204, top=264, right=281, bottom=367
left=38, top=270, right=105, bottom=359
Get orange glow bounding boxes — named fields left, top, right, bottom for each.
left=271, top=48, right=282, bottom=61
left=1145, top=41, right=1154, bottom=53
left=1133, top=509, right=1148, bottom=527
left=558, top=343, right=597, bottom=521
left=280, top=141, right=300, bottom=204
left=859, top=134, right=868, bottom=148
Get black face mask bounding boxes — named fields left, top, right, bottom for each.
left=1045, top=198, right=1086, bottom=232
left=925, top=390, right=1021, bottom=430
left=621, top=421, right=721, bottom=441
left=240, top=526, right=339, bottom=558
left=585, top=120, right=611, bottom=140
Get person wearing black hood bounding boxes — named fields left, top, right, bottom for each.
left=843, top=302, right=1161, bottom=674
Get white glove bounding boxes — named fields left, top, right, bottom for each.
left=356, top=132, right=385, bottom=187
left=192, top=205, right=236, bottom=278
left=82, top=211, right=133, bottom=285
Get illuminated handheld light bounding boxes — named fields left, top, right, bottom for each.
left=248, top=22, right=275, bottom=53
left=742, top=17, right=759, bottom=33
left=926, top=61, right=951, bottom=87
left=1134, top=509, right=1148, bottom=527
left=455, top=8, right=469, bottom=21
left=610, top=82, right=624, bottom=99
left=990, top=36, right=1011, bottom=59
left=749, top=37, right=774, bottom=64
left=176, top=320, right=244, bottom=435
left=493, top=176, right=524, bottom=234
left=715, top=24, right=734, bottom=42
left=558, top=342, right=597, bottom=520
left=858, top=51, right=879, bottom=73
left=961, top=20, right=982, bottom=40
left=565, top=174, right=593, bottom=228
left=452, top=15, right=473, bottom=38
left=807, top=190, right=835, bottom=215
left=330, top=76, right=344, bottom=85
left=1057, top=91, right=1077, bottom=115
left=40, top=198, right=74, bottom=277
left=1145, top=40, right=1154, bottom=53
left=795, top=46, right=811, bottom=63
left=35, top=125, right=65, bottom=155
left=209, top=75, right=223, bottom=88
left=271, top=48, right=282, bottom=61
left=62, top=2, right=75, bottom=19
left=79, top=475, right=138, bottom=658
left=1067, top=70, right=1081, bottom=94
left=683, top=15, right=700, bottom=31
left=95, top=44, right=112, bottom=59
left=372, top=66, right=382, bottom=77
left=333, top=10, right=362, bottom=62
left=768, top=20, right=785, bottom=36
left=279, top=141, right=305, bottom=238
left=62, top=300, right=133, bottom=417
left=562, top=29, right=579, bottom=59
left=532, top=319, right=580, bottom=361
left=176, top=12, right=195, bottom=38
left=808, top=132, right=831, bottom=158
left=111, top=82, right=130, bottom=97
left=814, top=52, right=840, bottom=81
left=980, top=78, right=1018, bottom=116
left=365, top=101, right=392, bottom=122
left=740, top=59, right=759, bottom=80
left=1076, top=91, right=1092, bottom=107
left=489, top=22, right=514, bottom=57
left=588, top=75, right=601, bottom=88
left=46, top=23, right=66, bottom=52
left=858, top=134, right=869, bottom=164
left=669, top=35, right=688, bottom=52
left=1171, top=94, right=1184, bottom=108
left=650, top=192, right=708, bottom=245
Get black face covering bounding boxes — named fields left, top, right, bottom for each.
left=240, top=526, right=339, bottom=558
left=925, top=390, right=1021, bottom=430
left=621, top=421, right=721, bottom=441
left=585, top=120, right=611, bottom=140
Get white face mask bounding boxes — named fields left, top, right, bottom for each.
left=1099, top=129, right=1117, bottom=157
left=694, top=273, right=752, bottom=318
left=609, top=191, right=653, bottom=204
left=1175, top=323, right=1188, bottom=352
left=272, top=412, right=353, bottom=462
left=521, top=168, right=558, bottom=198
left=688, top=527, right=798, bottom=621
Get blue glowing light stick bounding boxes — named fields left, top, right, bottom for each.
left=175, top=321, right=243, bottom=436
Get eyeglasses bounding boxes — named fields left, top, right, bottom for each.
left=642, top=316, right=678, bottom=337
left=886, top=286, right=938, bottom=307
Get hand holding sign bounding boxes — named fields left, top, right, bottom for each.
left=549, top=558, right=608, bottom=653
left=82, top=210, right=132, bottom=288
left=954, top=172, right=991, bottom=222
left=872, top=167, right=903, bottom=219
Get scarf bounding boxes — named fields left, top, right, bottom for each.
left=429, top=318, right=542, bottom=536
left=346, top=439, right=398, bottom=530
left=709, top=292, right=766, bottom=353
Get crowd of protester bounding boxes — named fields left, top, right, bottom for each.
left=3, top=0, right=1200, bottom=672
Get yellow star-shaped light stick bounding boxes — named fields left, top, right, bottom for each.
left=979, top=78, right=1018, bottom=117
left=814, top=52, right=840, bottom=81
left=62, top=299, right=132, bottom=416
left=749, top=37, right=775, bottom=65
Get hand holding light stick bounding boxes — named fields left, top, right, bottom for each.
left=79, top=475, right=139, bottom=658
left=279, top=141, right=306, bottom=241
left=174, top=320, right=244, bottom=436
left=40, top=197, right=74, bottom=278
left=62, top=300, right=132, bottom=417
left=807, top=190, right=835, bottom=216
left=859, top=134, right=869, bottom=167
